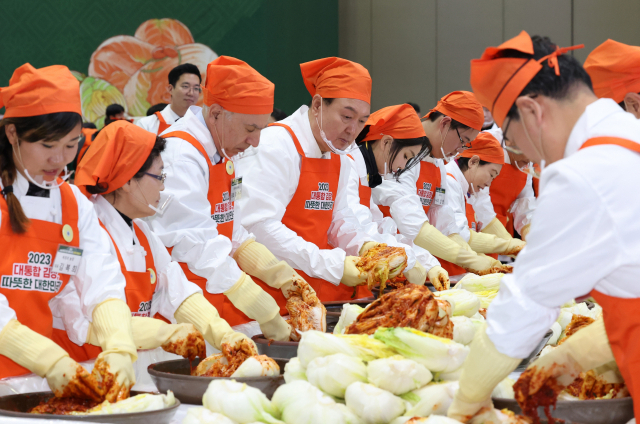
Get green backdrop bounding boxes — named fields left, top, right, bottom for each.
left=0, top=0, right=338, bottom=115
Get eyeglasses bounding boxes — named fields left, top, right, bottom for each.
left=145, top=172, right=166, bottom=184
left=456, top=128, right=472, bottom=150
left=179, top=85, right=202, bottom=94
left=502, top=118, right=525, bottom=155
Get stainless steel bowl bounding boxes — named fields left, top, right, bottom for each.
left=252, top=335, right=299, bottom=359
left=0, top=391, right=179, bottom=423
left=514, top=329, right=554, bottom=371
left=492, top=396, right=634, bottom=424
left=148, top=357, right=288, bottom=404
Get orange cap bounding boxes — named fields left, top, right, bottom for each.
left=0, top=63, right=82, bottom=118
left=459, top=131, right=504, bottom=164
left=203, top=56, right=274, bottom=114
left=75, top=121, right=156, bottom=195
left=423, top=91, right=484, bottom=131
left=470, top=31, right=584, bottom=127
left=361, top=104, right=426, bottom=142
left=300, top=57, right=372, bottom=104
left=584, top=39, right=640, bottom=104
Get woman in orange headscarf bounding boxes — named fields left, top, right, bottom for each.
left=0, top=64, right=136, bottom=400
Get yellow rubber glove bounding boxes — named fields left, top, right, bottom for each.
left=234, top=239, right=317, bottom=299
left=448, top=323, right=521, bottom=423
left=414, top=222, right=464, bottom=263
left=515, top=319, right=614, bottom=405
left=405, top=261, right=427, bottom=285
left=89, top=299, right=137, bottom=402
left=481, top=217, right=513, bottom=241
left=469, top=230, right=526, bottom=255
left=131, top=317, right=205, bottom=360
left=224, top=273, right=291, bottom=341
left=427, top=265, right=450, bottom=291
left=175, top=293, right=257, bottom=351
left=341, top=256, right=368, bottom=287
left=358, top=241, right=378, bottom=256
left=0, top=320, right=101, bottom=400
left=520, top=224, right=531, bottom=241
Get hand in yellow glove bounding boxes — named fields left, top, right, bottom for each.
left=427, top=265, right=450, bottom=291
left=0, top=319, right=101, bottom=400
left=469, top=230, right=526, bottom=256
left=224, top=272, right=291, bottom=341
left=481, top=217, right=512, bottom=241
left=89, top=299, right=137, bottom=402
left=221, top=331, right=259, bottom=353
left=520, top=224, right=531, bottom=242
left=127, top=317, right=206, bottom=361
left=514, top=319, right=614, bottom=412
left=448, top=323, right=521, bottom=423
left=341, top=256, right=368, bottom=287
left=405, top=261, right=427, bottom=286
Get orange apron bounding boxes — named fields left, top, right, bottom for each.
left=346, top=154, right=371, bottom=208
left=161, top=131, right=251, bottom=326
left=582, top=136, right=640, bottom=419
left=155, top=112, right=171, bottom=135
left=54, top=220, right=161, bottom=363
left=270, top=123, right=371, bottom=302
left=437, top=173, right=477, bottom=277
left=378, top=160, right=443, bottom=217
left=0, top=183, right=79, bottom=378
left=489, top=163, right=528, bottom=236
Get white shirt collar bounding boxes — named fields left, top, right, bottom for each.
left=503, top=147, right=511, bottom=165
left=446, top=159, right=469, bottom=195
left=280, top=105, right=329, bottom=159
left=13, top=171, right=30, bottom=198
left=162, top=104, right=182, bottom=123
left=174, top=106, right=221, bottom=164
left=564, top=98, right=620, bottom=159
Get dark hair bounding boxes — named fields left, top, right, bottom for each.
left=105, top=104, right=125, bottom=118
left=502, top=35, right=593, bottom=122
left=85, top=136, right=167, bottom=195
left=407, top=102, right=421, bottom=114
left=168, top=63, right=202, bottom=86
left=423, top=110, right=472, bottom=131
left=271, top=107, right=288, bottom=121
left=82, top=122, right=97, bottom=129
left=146, top=103, right=168, bottom=116
left=355, top=125, right=432, bottom=178
left=456, top=156, right=491, bottom=172
left=0, top=112, right=82, bottom=233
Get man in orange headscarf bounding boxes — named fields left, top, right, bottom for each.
left=584, top=39, right=640, bottom=119
left=145, top=56, right=296, bottom=347
left=448, top=31, right=640, bottom=422
left=237, top=57, right=415, bottom=306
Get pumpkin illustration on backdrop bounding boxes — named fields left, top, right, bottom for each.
left=79, top=18, right=217, bottom=126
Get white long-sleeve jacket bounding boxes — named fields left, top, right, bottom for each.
left=237, top=105, right=402, bottom=285
left=145, top=106, right=252, bottom=294
left=0, top=173, right=127, bottom=343
left=487, top=99, right=640, bottom=358
left=344, top=146, right=437, bottom=270
left=52, top=196, right=203, bottom=344
left=136, top=104, right=181, bottom=135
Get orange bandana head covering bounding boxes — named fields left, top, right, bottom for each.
left=423, top=91, right=484, bottom=131
left=459, top=131, right=504, bottom=164
left=0, top=63, right=82, bottom=118
left=584, top=39, right=640, bottom=104
left=300, top=57, right=372, bottom=104
left=470, top=31, right=583, bottom=127
left=203, top=56, right=274, bottom=114
left=75, top=121, right=156, bottom=195
left=361, top=104, right=426, bottom=142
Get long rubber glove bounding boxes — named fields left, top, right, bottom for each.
left=405, top=260, right=427, bottom=285
left=89, top=299, right=137, bottom=402
left=448, top=323, right=521, bottom=423
left=0, top=320, right=101, bottom=400
left=481, top=217, right=512, bottom=240
left=427, top=265, right=450, bottom=291
left=234, top=239, right=317, bottom=299
left=341, top=256, right=368, bottom=287
left=174, top=293, right=256, bottom=351
left=520, top=224, right=531, bottom=241
left=224, top=272, right=291, bottom=341
left=414, top=222, right=463, bottom=263
left=515, top=319, right=615, bottom=405
left=469, top=230, right=525, bottom=255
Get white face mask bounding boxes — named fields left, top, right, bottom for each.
left=212, top=117, right=233, bottom=162
left=439, top=126, right=456, bottom=162
left=12, top=142, right=73, bottom=190
left=514, top=161, right=541, bottom=179
left=134, top=179, right=174, bottom=216
left=517, top=106, right=547, bottom=176
left=315, top=97, right=349, bottom=155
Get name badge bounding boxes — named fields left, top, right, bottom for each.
left=434, top=187, right=446, bottom=206
left=51, top=245, right=83, bottom=275
left=231, top=177, right=243, bottom=201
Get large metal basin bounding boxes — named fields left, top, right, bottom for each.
left=493, top=396, right=633, bottom=424
left=252, top=335, right=300, bottom=359
left=0, top=391, right=179, bottom=423
left=148, top=357, right=288, bottom=405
